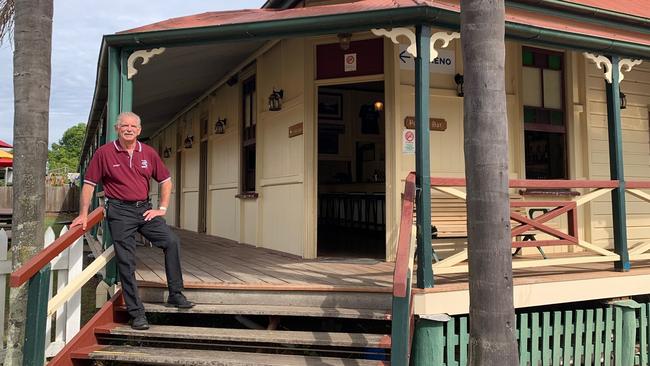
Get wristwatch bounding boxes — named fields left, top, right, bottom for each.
left=159, top=206, right=167, bottom=211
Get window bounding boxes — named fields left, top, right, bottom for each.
left=522, top=47, right=567, bottom=179
left=242, top=77, right=256, bottom=192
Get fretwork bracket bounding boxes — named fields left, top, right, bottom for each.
left=371, top=28, right=460, bottom=61
left=127, top=48, right=166, bottom=80
left=583, top=52, right=643, bottom=83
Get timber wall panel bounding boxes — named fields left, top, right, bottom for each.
left=586, top=58, right=650, bottom=249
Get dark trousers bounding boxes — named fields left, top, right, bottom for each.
left=106, top=200, right=184, bottom=318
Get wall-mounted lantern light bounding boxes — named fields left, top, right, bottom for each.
left=183, top=135, right=194, bottom=149
left=163, top=147, right=172, bottom=158
left=620, top=92, right=627, bottom=109
left=454, top=73, right=464, bottom=97
left=337, top=33, right=352, bottom=51
left=268, top=88, right=284, bottom=111
left=214, top=117, right=227, bottom=134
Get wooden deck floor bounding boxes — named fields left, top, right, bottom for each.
left=135, top=229, right=394, bottom=292
left=136, top=228, right=650, bottom=301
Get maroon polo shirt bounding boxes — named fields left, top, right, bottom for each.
left=84, top=140, right=170, bottom=201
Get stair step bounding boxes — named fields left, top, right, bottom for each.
left=77, top=345, right=390, bottom=365
left=96, top=324, right=391, bottom=349
left=138, top=303, right=392, bottom=320
left=139, top=288, right=392, bottom=310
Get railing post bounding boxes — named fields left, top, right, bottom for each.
left=605, top=55, right=630, bottom=271
left=415, top=24, right=434, bottom=288
left=610, top=299, right=640, bottom=366
left=411, top=314, right=449, bottom=366
left=23, top=265, right=51, bottom=366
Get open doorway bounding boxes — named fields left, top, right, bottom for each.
left=317, top=81, right=386, bottom=259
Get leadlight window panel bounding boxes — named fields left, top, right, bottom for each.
left=522, top=67, right=542, bottom=107
left=543, top=69, right=562, bottom=109
left=522, top=47, right=567, bottom=179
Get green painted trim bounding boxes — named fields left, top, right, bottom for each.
left=415, top=24, right=434, bottom=289
left=411, top=317, right=445, bottom=366
left=390, top=274, right=412, bottom=366
left=103, top=7, right=455, bottom=48
left=23, top=265, right=51, bottom=366
left=611, top=300, right=641, bottom=366
left=101, top=6, right=650, bottom=59
left=605, top=55, right=630, bottom=272
left=107, top=47, right=120, bottom=142
left=120, top=49, right=133, bottom=113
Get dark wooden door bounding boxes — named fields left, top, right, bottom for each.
left=198, top=139, right=208, bottom=233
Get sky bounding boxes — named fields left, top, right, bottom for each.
left=0, top=0, right=266, bottom=147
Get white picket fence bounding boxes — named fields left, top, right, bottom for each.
left=0, top=225, right=83, bottom=359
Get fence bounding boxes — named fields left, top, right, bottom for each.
left=0, top=225, right=83, bottom=360
left=0, top=186, right=79, bottom=212
left=415, top=300, right=650, bottom=365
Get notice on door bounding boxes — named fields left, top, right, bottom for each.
left=403, top=129, right=415, bottom=154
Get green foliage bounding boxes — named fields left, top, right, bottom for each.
left=48, top=123, right=86, bottom=173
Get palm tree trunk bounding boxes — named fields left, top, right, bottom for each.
left=460, top=0, right=518, bottom=364
left=4, top=0, right=52, bottom=364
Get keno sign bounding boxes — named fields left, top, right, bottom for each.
left=398, top=44, right=455, bottom=75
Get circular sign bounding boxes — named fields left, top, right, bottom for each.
left=346, top=55, right=355, bottom=64
left=404, top=130, right=415, bottom=142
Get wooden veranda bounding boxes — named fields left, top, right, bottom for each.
left=136, top=228, right=650, bottom=317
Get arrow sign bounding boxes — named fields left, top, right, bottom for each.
left=399, top=50, right=411, bottom=64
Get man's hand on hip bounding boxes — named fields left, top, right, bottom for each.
left=143, top=209, right=166, bottom=221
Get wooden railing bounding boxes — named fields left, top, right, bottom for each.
left=625, top=181, right=650, bottom=261
left=9, top=207, right=113, bottom=365
left=391, top=172, right=417, bottom=366
left=429, top=177, right=624, bottom=274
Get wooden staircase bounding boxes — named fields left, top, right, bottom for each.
left=53, top=287, right=393, bottom=365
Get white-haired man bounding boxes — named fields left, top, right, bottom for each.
left=72, top=111, right=193, bottom=330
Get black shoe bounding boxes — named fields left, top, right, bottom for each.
left=131, top=315, right=149, bottom=330
left=166, top=292, right=195, bottom=308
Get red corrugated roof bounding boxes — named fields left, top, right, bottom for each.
left=120, top=0, right=650, bottom=47
left=564, top=0, right=650, bottom=20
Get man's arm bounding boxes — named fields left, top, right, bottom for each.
left=143, top=179, right=172, bottom=221
left=71, top=183, right=96, bottom=230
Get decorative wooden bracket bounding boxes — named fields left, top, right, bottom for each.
left=127, top=48, right=166, bottom=79
left=371, top=28, right=460, bottom=61
left=583, top=52, right=643, bottom=83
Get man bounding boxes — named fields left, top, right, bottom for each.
left=72, top=111, right=193, bottom=330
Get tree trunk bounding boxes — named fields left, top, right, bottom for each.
left=460, top=0, right=518, bottom=365
left=4, top=0, right=52, bottom=364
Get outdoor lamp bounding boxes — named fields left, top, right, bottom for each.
left=163, top=147, right=172, bottom=158
left=454, top=73, right=464, bottom=97
left=268, top=88, right=284, bottom=111
left=337, top=33, right=352, bottom=51
left=373, top=100, right=384, bottom=112
left=183, top=135, right=194, bottom=149
left=214, top=117, right=227, bottom=134
left=620, top=92, right=627, bottom=109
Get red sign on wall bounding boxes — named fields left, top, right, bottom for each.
left=316, top=38, right=384, bottom=80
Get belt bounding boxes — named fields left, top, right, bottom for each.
left=107, top=198, right=150, bottom=207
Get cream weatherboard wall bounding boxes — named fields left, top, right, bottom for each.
left=586, top=59, right=650, bottom=249
left=207, top=83, right=240, bottom=243
left=257, top=38, right=306, bottom=256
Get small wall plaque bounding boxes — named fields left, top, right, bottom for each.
left=289, top=122, right=303, bottom=138
left=404, top=116, right=448, bottom=131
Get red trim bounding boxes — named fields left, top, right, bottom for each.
left=393, top=172, right=416, bottom=298
left=48, top=291, right=127, bottom=366
left=512, top=239, right=575, bottom=248
left=627, top=181, right=650, bottom=189
left=10, top=207, right=104, bottom=287
left=511, top=204, right=577, bottom=242
left=430, top=177, right=618, bottom=189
